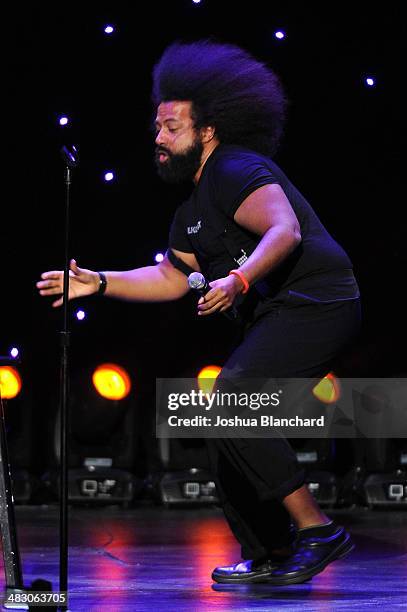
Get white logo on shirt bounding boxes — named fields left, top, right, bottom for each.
left=235, top=250, right=248, bottom=266
left=187, top=220, right=202, bottom=235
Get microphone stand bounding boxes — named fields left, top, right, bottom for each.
left=58, top=145, right=78, bottom=608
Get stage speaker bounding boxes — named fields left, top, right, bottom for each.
left=44, top=362, right=143, bottom=505
left=341, top=386, right=407, bottom=507
left=153, top=467, right=217, bottom=507
left=151, top=437, right=218, bottom=506
left=364, top=470, right=407, bottom=506
left=357, top=439, right=407, bottom=507
left=44, top=467, right=140, bottom=507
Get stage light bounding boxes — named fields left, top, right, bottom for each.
left=92, top=363, right=132, bottom=400
left=312, top=372, right=341, bottom=404
left=154, top=253, right=164, bottom=263
left=197, top=365, right=222, bottom=394
left=365, top=77, right=375, bottom=86
left=58, top=116, right=69, bottom=126
left=44, top=361, right=141, bottom=505
left=10, top=347, right=19, bottom=358
left=76, top=310, right=86, bottom=321
left=104, top=25, right=115, bottom=34
left=104, top=171, right=115, bottom=182
left=275, top=31, right=285, bottom=39
left=0, top=366, right=22, bottom=400
left=192, top=0, right=202, bottom=4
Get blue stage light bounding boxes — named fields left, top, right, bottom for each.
left=104, top=171, right=115, bottom=182
left=275, top=31, right=285, bottom=39
left=155, top=253, right=164, bottom=263
left=59, top=116, right=69, bottom=126
left=76, top=310, right=86, bottom=321
left=104, top=25, right=114, bottom=34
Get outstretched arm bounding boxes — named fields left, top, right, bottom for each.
left=37, top=249, right=200, bottom=307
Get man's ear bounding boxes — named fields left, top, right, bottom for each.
left=200, top=125, right=216, bottom=143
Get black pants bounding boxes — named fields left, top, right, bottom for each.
left=207, top=294, right=361, bottom=560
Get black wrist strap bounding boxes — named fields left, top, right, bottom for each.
left=97, top=271, right=107, bottom=295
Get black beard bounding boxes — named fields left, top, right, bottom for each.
left=155, top=139, right=204, bottom=184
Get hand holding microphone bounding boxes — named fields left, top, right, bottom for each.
left=188, top=272, right=243, bottom=319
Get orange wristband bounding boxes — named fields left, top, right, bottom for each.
left=229, top=269, right=250, bottom=294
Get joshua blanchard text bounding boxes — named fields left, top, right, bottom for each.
left=167, top=415, right=325, bottom=427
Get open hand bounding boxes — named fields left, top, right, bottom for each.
left=36, top=259, right=99, bottom=307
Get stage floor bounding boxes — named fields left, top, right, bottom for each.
left=1, top=504, right=407, bottom=610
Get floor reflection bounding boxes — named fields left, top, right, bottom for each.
left=0, top=505, right=406, bottom=610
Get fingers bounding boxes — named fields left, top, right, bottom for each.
left=198, top=303, right=225, bottom=316
left=37, top=264, right=79, bottom=307
left=198, top=290, right=230, bottom=316
left=70, top=258, right=79, bottom=274
left=198, top=288, right=221, bottom=307
left=37, top=267, right=63, bottom=300
left=198, top=300, right=228, bottom=316
left=38, top=287, right=62, bottom=296
left=37, top=284, right=62, bottom=295
left=40, top=271, right=63, bottom=280
left=38, top=259, right=79, bottom=287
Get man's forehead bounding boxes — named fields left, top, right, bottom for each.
left=156, top=100, right=193, bottom=122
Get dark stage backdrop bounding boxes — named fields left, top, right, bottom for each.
left=3, top=3, right=403, bottom=477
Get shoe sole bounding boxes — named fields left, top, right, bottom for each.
left=212, top=568, right=277, bottom=584
left=265, top=535, right=355, bottom=586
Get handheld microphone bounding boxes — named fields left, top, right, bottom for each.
left=188, top=272, right=210, bottom=296
left=188, top=272, right=240, bottom=322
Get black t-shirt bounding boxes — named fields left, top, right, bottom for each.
left=169, top=144, right=359, bottom=303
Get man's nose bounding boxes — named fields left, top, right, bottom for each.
left=155, top=129, right=165, bottom=146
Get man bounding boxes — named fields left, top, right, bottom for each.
left=37, top=40, right=361, bottom=585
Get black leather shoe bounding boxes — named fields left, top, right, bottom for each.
left=266, top=524, right=354, bottom=585
left=212, top=557, right=285, bottom=584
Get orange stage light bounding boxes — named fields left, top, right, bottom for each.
left=0, top=366, right=22, bottom=400
left=197, top=365, right=222, bottom=394
left=92, top=363, right=131, bottom=400
left=312, top=372, right=341, bottom=404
